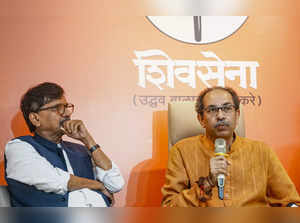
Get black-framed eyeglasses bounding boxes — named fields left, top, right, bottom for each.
left=203, top=104, right=236, bottom=115
left=37, top=103, right=74, bottom=115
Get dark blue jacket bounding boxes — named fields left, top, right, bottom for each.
left=5, top=134, right=110, bottom=207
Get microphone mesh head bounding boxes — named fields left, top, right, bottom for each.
left=215, top=138, right=226, bottom=153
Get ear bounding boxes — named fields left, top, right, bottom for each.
left=197, top=113, right=206, bottom=128
left=29, top=112, right=41, bottom=128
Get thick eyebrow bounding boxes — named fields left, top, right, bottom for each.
left=205, top=105, right=217, bottom=108
left=206, top=102, right=233, bottom=107
left=40, top=103, right=63, bottom=109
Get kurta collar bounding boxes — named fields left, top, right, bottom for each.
left=33, top=133, right=61, bottom=153
left=199, top=132, right=242, bottom=155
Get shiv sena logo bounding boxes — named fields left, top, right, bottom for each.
left=147, top=16, right=248, bottom=44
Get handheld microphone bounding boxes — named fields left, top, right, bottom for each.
left=214, top=138, right=227, bottom=200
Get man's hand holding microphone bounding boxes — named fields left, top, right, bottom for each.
left=199, top=138, right=231, bottom=201
left=209, top=138, right=231, bottom=200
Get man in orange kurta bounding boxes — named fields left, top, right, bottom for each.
left=162, top=87, right=300, bottom=207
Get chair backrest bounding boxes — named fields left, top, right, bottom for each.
left=0, top=186, right=11, bottom=207
left=168, top=102, right=245, bottom=149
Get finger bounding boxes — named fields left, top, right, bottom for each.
left=211, top=157, right=226, bottom=164
left=214, top=158, right=227, bottom=164
left=111, top=198, right=115, bottom=207
left=217, top=160, right=229, bottom=167
left=215, top=168, right=228, bottom=176
left=213, top=160, right=228, bottom=168
left=76, top=121, right=86, bottom=134
left=62, top=120, right=73, bottom=134
left=59, top=127, right=67, bottom=135
left=210, top=157, right=223, bottom=165
left=65, top=120, right=81, bottom=135
left=212, top=163, right=228, bottom=172
left=69, top=120, right=79, bottom=134
left=71, top=121, right=81, bottom=135
left=102, top=189, right=114, bottom=205
left=210, top=158, right=228, bottom=171
left=215, top=156, right=227, bottom=161
left=217, top=163, right=226, bottom=170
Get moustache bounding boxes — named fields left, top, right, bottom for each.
left=215, top=121, right=229, bottom=128
left=59, top=117, right=71, bottom=128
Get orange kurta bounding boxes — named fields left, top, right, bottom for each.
left=162, top=135, right=300, bottom=207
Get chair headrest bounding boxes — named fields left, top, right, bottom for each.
left=168, top=102, right=245, bottom=149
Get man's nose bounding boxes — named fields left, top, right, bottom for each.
left=63, top=109, right=72, bottom=117
left=216, top=108, right=226, bottom=120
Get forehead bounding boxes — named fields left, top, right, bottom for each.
left=43, top=96, right=67, bottom=107
left=203, top=89, right=234, bottom=106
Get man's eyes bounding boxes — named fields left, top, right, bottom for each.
left=223, top=106, right=232, bottom=111
left=207, top=105, right=232, bottom=112
left=209, top=107, right=218, bottom=112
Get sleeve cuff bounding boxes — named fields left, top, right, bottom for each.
left=94, top=162, right=125, bottom=193
left=54, top=168, right=71, bottom=195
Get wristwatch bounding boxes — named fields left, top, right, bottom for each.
left=89, top=144, right=100, bottom=153
left=197, top=176, right=213, bottom=202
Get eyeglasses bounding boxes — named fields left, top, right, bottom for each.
left=203, top=104, right=236, bottom=115
left=37, top=103, right=74, bottom=116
